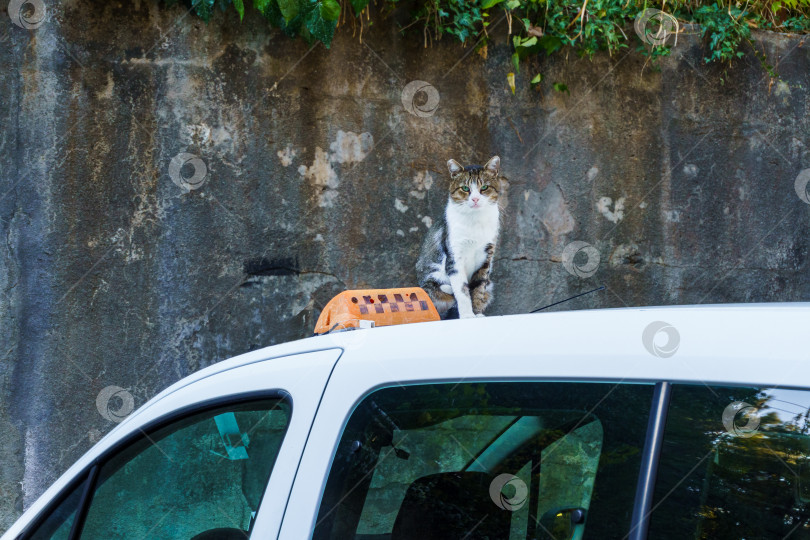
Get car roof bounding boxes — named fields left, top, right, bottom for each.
left=129, top=302, right=810, bottom=421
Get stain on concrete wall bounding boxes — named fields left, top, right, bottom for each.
left=0, top=0, right=809, bottom=529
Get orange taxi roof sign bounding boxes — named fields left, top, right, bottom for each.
left=314, top=287, right=440, bottom=335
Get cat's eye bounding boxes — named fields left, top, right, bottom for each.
left=460, top=186, right=470, bottom=193
left=481, top=185, right=489, bottom=192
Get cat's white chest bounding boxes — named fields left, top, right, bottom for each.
left=454, top=237, right=488, bottom=279
left=446, top=205, right=499, bottom=280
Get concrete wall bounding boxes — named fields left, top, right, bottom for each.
left=1, top=0, right=809, bottom=529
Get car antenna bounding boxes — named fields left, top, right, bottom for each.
left=529, top=285, right=606, bottom=313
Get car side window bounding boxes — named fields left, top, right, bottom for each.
left=313, top=382, right=654, bottom=539
left=74, top=398, right=290, bottom=540
left=26, top=476, right=88, bottom=540
left=649, top=385, right=810, bottom=538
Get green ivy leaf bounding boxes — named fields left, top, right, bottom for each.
left=320, top=0, right=340, bottom=20
left=254, top=0, right=272, bottom=14
left=304, top=0, right=336, bottom=46
left=234, top=0, right=245, bottom=19
left=259, top=0, right=288, bottom=28
left=511, top=52, right=519, bottom=73
left=519, top=36, right=537, bottom=48
left=194, top=0, right=216, bottom=21
left=278, top=0, right=300, bottom=22
left=539, top=35, right=563, bottom=55
left=480, top=0, right=504, bottom=9
left=351, top=0, right=369, bottom=15
left=531, top=73, right=542, bottom=84
left=553, top=82, right=569, bottom=94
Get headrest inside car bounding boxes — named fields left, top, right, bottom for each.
left=391, top=471, right=513, bottom=539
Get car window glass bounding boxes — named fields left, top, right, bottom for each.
left=314, top=382, right=653, bottom=539
left=506, top=421, right=603, bottom=540
left=77, top=398, right=290, bottom=540
left=649, top=385, right=810, bottom=539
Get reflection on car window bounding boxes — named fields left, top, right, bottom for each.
left=314, top=382, right=653, bottom=539
left=26, top=476, right=87, bottom=540
left=77, top=398, right=290, bottom=540
left=650, top=385, right=810, bottom=538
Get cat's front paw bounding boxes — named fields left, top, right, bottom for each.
left=440, top=284, right=453, bottom=294
left=459, top=311, right=476, bottom=319
left=475, top=313, right=486, bottom=318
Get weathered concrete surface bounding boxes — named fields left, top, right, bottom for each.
left=0, top=0, right=809, bottom=529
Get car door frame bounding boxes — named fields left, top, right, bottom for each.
left=279, top=337, right=666, bottom=538
left=3, top=348, right=342, bottom=540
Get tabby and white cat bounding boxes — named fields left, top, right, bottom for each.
left=416, top=156, right=502, bottom=319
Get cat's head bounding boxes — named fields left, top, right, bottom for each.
left=446, top=156, right=501, bottom=211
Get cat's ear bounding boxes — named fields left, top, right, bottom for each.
left=485, top=156, right=500, bottom=176
left=447, top=159, right=464, bottom=178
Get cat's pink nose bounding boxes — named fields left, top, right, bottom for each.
left=471, top=197, right=480, bottom=204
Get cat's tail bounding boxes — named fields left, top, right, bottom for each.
left=420, top=279, right=456, bottom=320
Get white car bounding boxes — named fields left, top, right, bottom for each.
left=4, top=304, right=810, bottom=540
